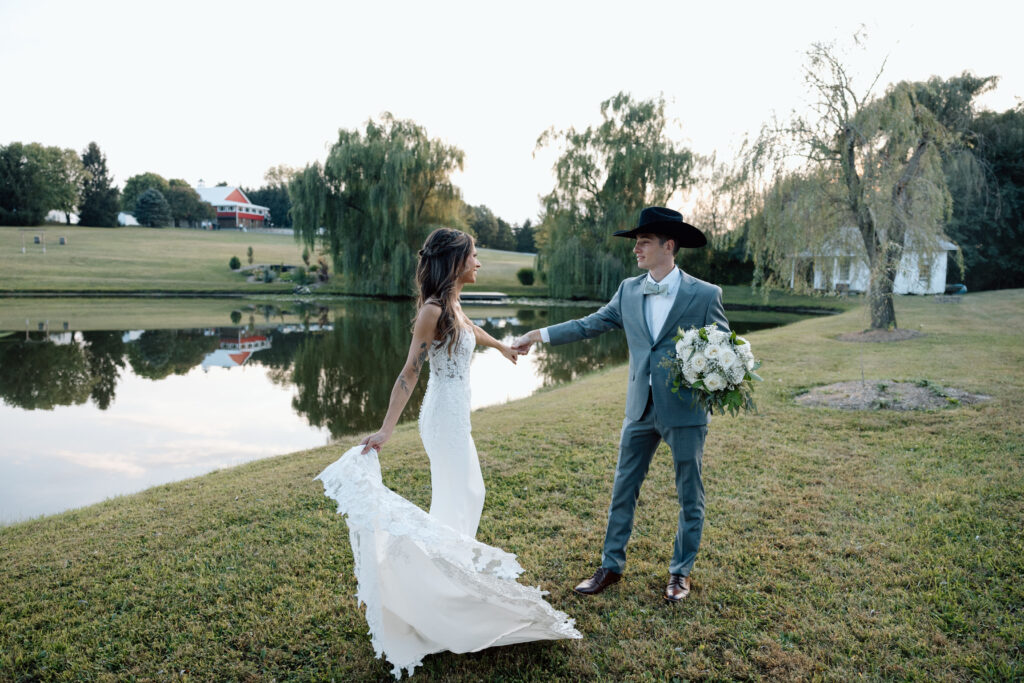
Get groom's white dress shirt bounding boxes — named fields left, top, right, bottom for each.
left=539, top=267, right=683, bottom=353
left=642, top=266, right=682, bottom=340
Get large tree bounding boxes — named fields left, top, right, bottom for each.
left=733, top=38, right=991, bottom=329
left=78, top=142, right=120, bottom=227
left=290, top=114, right=464, bottom=295
left=242, top=165, right=296, bottom=228
left=165, top=179, right=214, bottom=227
left=134, top=187, right=172, bottom=227
left=535, top=92, right=697, bottom=299
left=0, top=142, right=51, bottom=225
left=121, top=172, right=169, bottom=214
left=943, top=103, right=1024, bottom=291
left=48, top=147, right=84, bottom=224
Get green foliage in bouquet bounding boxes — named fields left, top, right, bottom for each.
left=661, top=324, right=763, bottom=416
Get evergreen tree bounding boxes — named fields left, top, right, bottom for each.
left=121, top=172, right=169, bottom=214
left=290, top=113, right=464, bottom=295
left=514, top=218, right=536, bottom=253
left=78, top=142, right=120, bottom=227
left=535, top=92, right=696, bottom=299
left=945, top=104, right=1024, bottom=290
left=134, top=188, right=172, bottom=227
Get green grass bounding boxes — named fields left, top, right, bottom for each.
left=0, top=226, right=307, bottom=293
left=2, top=290, right=1021, bottom=680
left=0, top=226, right=543, bottom=296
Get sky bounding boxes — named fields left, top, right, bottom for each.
left=2, top=0, right=1021, bottom=224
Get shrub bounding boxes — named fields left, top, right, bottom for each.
left=247, top=246, right=254, bottom=265
left=294, top=266, right=309, bottom=286
left=229, top=310, right=242, bottom=324
left=516, top=267, right=535, bottom=286
left=229, top=256, right=241, bottom=270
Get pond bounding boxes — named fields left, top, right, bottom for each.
left=0, top=298, right=814, bottom=525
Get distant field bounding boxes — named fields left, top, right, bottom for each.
left=0, top=226, right=540, bottom=296
left=0, top=226, right=303, bottom=292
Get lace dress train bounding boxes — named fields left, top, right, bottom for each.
left=315, top=330, right=581, bottom=678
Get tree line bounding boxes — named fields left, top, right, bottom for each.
left=0, top=142, right=120, bottom=227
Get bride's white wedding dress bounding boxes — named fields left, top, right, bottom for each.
left=315, top=328, right=581, bottom=678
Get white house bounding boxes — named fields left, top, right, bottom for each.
left=194, top=184, right=270, bottom=229
left=806, top=228, right=959, bottom=295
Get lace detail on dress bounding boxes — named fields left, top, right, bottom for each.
left=315, top=446, right=581, bottom=679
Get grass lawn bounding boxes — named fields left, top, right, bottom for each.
left=0, top=226, right=543, bottom=297
left=1, top=290, right=1020, bottom=680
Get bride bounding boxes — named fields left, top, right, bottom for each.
left=315, top=228, right=581, bottom=678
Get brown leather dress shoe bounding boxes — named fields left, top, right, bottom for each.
left=573, top=567, right=622, bottom=595
left=664, top=574, right=691, bottom=603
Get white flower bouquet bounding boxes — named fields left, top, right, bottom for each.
left=661, top=323, right=762, bottom=415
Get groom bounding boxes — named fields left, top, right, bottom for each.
left=513, top=207, right=729, bottom=603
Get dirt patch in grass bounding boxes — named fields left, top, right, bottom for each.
left=796, top=380, right=991, bottom=411
left=836, top=328, right=924, bottom=342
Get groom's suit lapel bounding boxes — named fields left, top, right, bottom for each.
left=625, top=277, right=653, bottom=344
left=652, top=270, right=700, bottom=347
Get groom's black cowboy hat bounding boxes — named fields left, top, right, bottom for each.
left=613, top=207, right=707, bottom=248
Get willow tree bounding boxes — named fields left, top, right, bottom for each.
left=289, top=114, right=464, bottom=296
left=734, top=38, right=990, bottom=329
left=535, top=92, right=696, bottom=299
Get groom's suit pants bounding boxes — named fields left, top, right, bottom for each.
left=601, top=389, right=707, bottom=577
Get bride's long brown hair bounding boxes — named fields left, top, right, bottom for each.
left=416, top=228, right=474, bottom=355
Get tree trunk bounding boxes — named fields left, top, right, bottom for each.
left=867, top=138, right=929, bottom=329
left=869, top=241, right=901, bottom=329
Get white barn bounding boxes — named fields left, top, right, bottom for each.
left=805, top=228, right=959, bottom=295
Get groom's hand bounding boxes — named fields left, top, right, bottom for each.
left=512, top=330, right=540, bottom=355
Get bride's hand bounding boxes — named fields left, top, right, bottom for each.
left=360, top=428, right=391, bottom=454
left=499, top=344, right=518, bottom=365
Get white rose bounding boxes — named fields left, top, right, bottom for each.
left=683, top=367, right=699, bottom=385
left=704, top=372, right=726, bottom=391
left=682, top=329, right=698, bottom=347
left=690, top=354, right=708, bottom=372
left=708, top=328, right=729, bottom=344
left=744, top=356, right=756, bottom=371
left=718, top=348, right=739, bottom=369
left=703, top=343, right=726, bottom=360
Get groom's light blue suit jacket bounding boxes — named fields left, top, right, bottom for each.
left=546, top=271, right=730, bottom=428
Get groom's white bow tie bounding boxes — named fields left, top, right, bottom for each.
left=642, top=279, right=669, bottom=296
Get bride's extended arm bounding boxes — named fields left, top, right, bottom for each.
left=360, top=305, right=441, bottom=453
left=471, top=323, right=518, bottom=364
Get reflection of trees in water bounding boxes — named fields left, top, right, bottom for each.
left=529, top=307, right=628, bottom=385
left=0, top=303, right=803, bottom=416
left=126, top=330, right=219, bottom=380
left=290, top=300, right=426, bottom=438
left=0, top=334, right=95, bottom=410
left=81, top=331, right=126, bottom=410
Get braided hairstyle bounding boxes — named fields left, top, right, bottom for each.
left=416, top=228, right=474, bottom=355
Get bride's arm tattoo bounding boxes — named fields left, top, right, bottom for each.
left=400, top=342, right=429, bottom=394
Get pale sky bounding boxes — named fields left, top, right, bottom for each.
left=2, top=0, right=1020, bottom=224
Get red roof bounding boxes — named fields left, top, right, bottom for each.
left=225, top=188, right=249, bottom=204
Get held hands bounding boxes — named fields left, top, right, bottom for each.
left=360, top=427, right=392, bottom=454
left=499, top=344, right=519, bottom=365
left=511, top=331, right=538, bottom=356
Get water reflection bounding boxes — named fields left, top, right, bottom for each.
left=0, top=301, right=798, bottom=437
